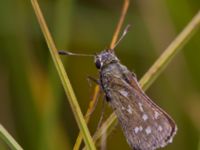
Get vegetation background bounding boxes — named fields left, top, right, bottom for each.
left=0, top=0, right=200, bottom=150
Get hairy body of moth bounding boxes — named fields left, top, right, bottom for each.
left=95, top=50, right=177, bottom=150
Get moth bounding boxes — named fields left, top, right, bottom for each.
left=94, top=49, right=177, bottom=150
left=59, top=26, right=177, bottom=150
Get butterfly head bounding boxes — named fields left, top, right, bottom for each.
left=94, top=50, right=119, bottom=69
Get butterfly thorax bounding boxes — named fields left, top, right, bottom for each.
left=95, top=50, right=131, bottom=100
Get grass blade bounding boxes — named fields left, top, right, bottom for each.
left=30, top=0, right=96, bottom=149
left=0, top=124, right=23, bottom=150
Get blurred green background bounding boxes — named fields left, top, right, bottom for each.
left=0, top=0, right=200, bottom=150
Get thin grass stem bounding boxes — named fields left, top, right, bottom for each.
left=110, top=0, right=129, bottom=49
left=73, top=86, right=100, bottom=150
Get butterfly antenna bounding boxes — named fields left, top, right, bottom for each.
left=113, top=24, right=131, bottom=49
left=58, top=50, right=94, bottom=57
left=110, top=0, right=130, bottom=49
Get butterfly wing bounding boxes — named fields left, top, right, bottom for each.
left=104, top=72, right=177, bottom=150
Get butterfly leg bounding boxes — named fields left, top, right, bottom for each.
left=87, top=76, right=100, bottom=86
left=97, top=95, right=106, bottom=129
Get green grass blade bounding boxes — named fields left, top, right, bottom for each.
left=140, top=10, right=200, bottom=90
left=0, top=124, right=23, bottom=150
left=30, top=0, right=96, bottom=149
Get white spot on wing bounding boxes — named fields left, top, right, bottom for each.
left=139, top=126, right=143, bottom=131
left=169, top=137, right=173, bottom=143
left=142, top=114, right=148, bottom=121
left=134, top=127, right=139, bottom=134
left=138, top=102, right=144, bottom=112
left=158, top=126, right=163, bottom=131
left=145, top=126, right=152, bottom=135
left=134, top=126, right=143, bottom=134
left=161, top=144, right=165, bottom=148
left=122, top=106, right=125, bottom=110
left=154, top=111, right=159, bottom=119
left=119, top=90, right=128, bottom=97
left=127, top=105, right=133, bottom=114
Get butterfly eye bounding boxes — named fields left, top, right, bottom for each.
left=95, top=58, right=102, bottom=69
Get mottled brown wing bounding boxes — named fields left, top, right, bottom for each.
left=106, top=73, right=177, bottom=150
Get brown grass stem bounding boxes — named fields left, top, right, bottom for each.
left=110, top=0, right=130, bottom=49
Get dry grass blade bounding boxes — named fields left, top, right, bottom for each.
left=110, top=0, right=130, bottom=49
left=30, top=0, right=96, bottom=149
left=83, top=10, right=200, bottom=148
